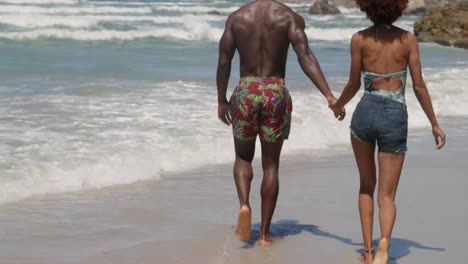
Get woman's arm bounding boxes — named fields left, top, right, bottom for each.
left=408, top=34, right=446, bottom=149
left=330, top=33, right=363, bottom=119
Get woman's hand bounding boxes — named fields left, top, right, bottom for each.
left=432, top=126, right=446, bottom=149
left=328, top=99, right=346, bottom=121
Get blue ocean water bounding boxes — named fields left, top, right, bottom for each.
left=0, top=0, right=467, bottom=204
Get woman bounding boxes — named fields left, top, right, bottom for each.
left=330, top=1, right=446, bottom=263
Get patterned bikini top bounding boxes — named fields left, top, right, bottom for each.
left=362, top=69, right=408, bottom=105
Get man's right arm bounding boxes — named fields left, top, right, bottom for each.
left=217, top=16, right=236, bottom=104
left=288, top=13, right=335, bottom=104
left=216, top=15, right=236, bottom=125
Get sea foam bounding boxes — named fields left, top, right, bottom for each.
left=0, top=5, right=153, bottom=14
left=0, top=25, right=223, bottom=41
left=1, top=66, right=466, bottom=205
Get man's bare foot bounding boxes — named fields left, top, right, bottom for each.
left=373, top=238, right=389, bottom=264
left=357, top=248, right=374, bottom=264
left=256, top=234, right=273, bottom=247
left=234, top=205, right=251, bottom=242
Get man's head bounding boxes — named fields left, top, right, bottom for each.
left=355, top=0, right=409, bottom=25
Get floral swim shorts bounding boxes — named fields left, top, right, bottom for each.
left=229, top=77, right=293, bottom=143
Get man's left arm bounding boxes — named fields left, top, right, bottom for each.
left=216, top=16, right=236, bottom=126
left=288, top=13, right=335, bottom=105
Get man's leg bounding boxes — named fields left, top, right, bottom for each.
left=233, top=137, right=256, bottom=241
left=257, top=140, right=284, bottom=246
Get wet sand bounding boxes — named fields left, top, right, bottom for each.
left=0, top=119, right=466, bottom=264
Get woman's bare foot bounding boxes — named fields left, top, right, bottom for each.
left=256, top=234, right=273, bottom=247
left=373, top=238, right=389, bottom=264
left=358, top=248, right=374, bottom=264
left=234, top=205, right=251, bottom=242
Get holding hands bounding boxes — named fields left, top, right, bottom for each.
left=328, top=97, right=346, bottom=121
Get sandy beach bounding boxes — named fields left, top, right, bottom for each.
left=0, top=117, right=465, bottom=264
left=0, top=0, right=467, bottom=263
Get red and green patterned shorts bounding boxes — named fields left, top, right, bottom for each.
left=229, top=77, right=292, bottom=143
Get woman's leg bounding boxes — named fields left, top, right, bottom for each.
left=373, top=151, right=405, bottom=264
left=351, top=136, right=377, bottom=263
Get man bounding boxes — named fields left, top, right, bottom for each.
left=216, top=0, right=344, bottom=246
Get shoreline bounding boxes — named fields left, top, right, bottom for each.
left=0, top=117, right=465, bottom=263
left=1, top=115, right=465, bottom=206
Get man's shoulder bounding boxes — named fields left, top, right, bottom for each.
left=232, top=1, right=255, bottom=14
left=228, top=1, right=298, bottom=20
left=225, top=4, right=249, bottom=23
left=273, top=3, right=303, bottom=25
left=272, top=1, right=295, bottom=11
left=271, top=1, right=299, bottom=18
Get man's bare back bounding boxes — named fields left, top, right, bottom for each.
left=227, top=0, right=296, bottom=77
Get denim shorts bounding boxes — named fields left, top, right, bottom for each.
left=350, top=94, right=408, bottom=153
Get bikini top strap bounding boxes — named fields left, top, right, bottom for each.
left=362, top=69, right=407, bottom=79
left=362, top=69, right=408, bottom=92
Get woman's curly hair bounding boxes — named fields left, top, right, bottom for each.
left=355, top=0, right=409, bottom=25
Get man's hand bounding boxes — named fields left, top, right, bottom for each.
left=328, top=98, right=346, bottom=121
left=218, top=99, right=232, bottom=126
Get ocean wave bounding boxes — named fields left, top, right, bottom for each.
left=0, top=5, right=153, bottom=14
left=395, top=20, right=416, bottom=32
left=420, top=67, right=468, bottom=117
left=0, top=16, right=223, bottom=41
left=0, top=14, right=98, bottom=28
left=0, top=16, right=384, bottom=43
left=342, top=13, right=367, bottom=20
left=0, top=80, right=227, bottom=205
left=0, top=149, right=161, bottom=205
left=338, top=7, right=360, bottom=13
left=86, top=1, right=154, bottom=5
left=151, top=14, right=225, bottom=23
left=0, top=67, right=466, bottom=205
left=0, top=0, right=76, bottom=4
left=0, top=21, right=409, bottom=44
left=281, top=2, right=310, bottom=8
left=0, top=14, right=224, bottom=29
left=308, top=15, right=337, bottom=21
left=145, top=71, right=468, bottom=170
left=151, top=4, right=239, bottom=13
left=305, top=26, right=358, bottom=41
left=305, top=22, right=414, bottom=42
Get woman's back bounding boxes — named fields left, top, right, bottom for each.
left=359, top=26, right=411, bottom=91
